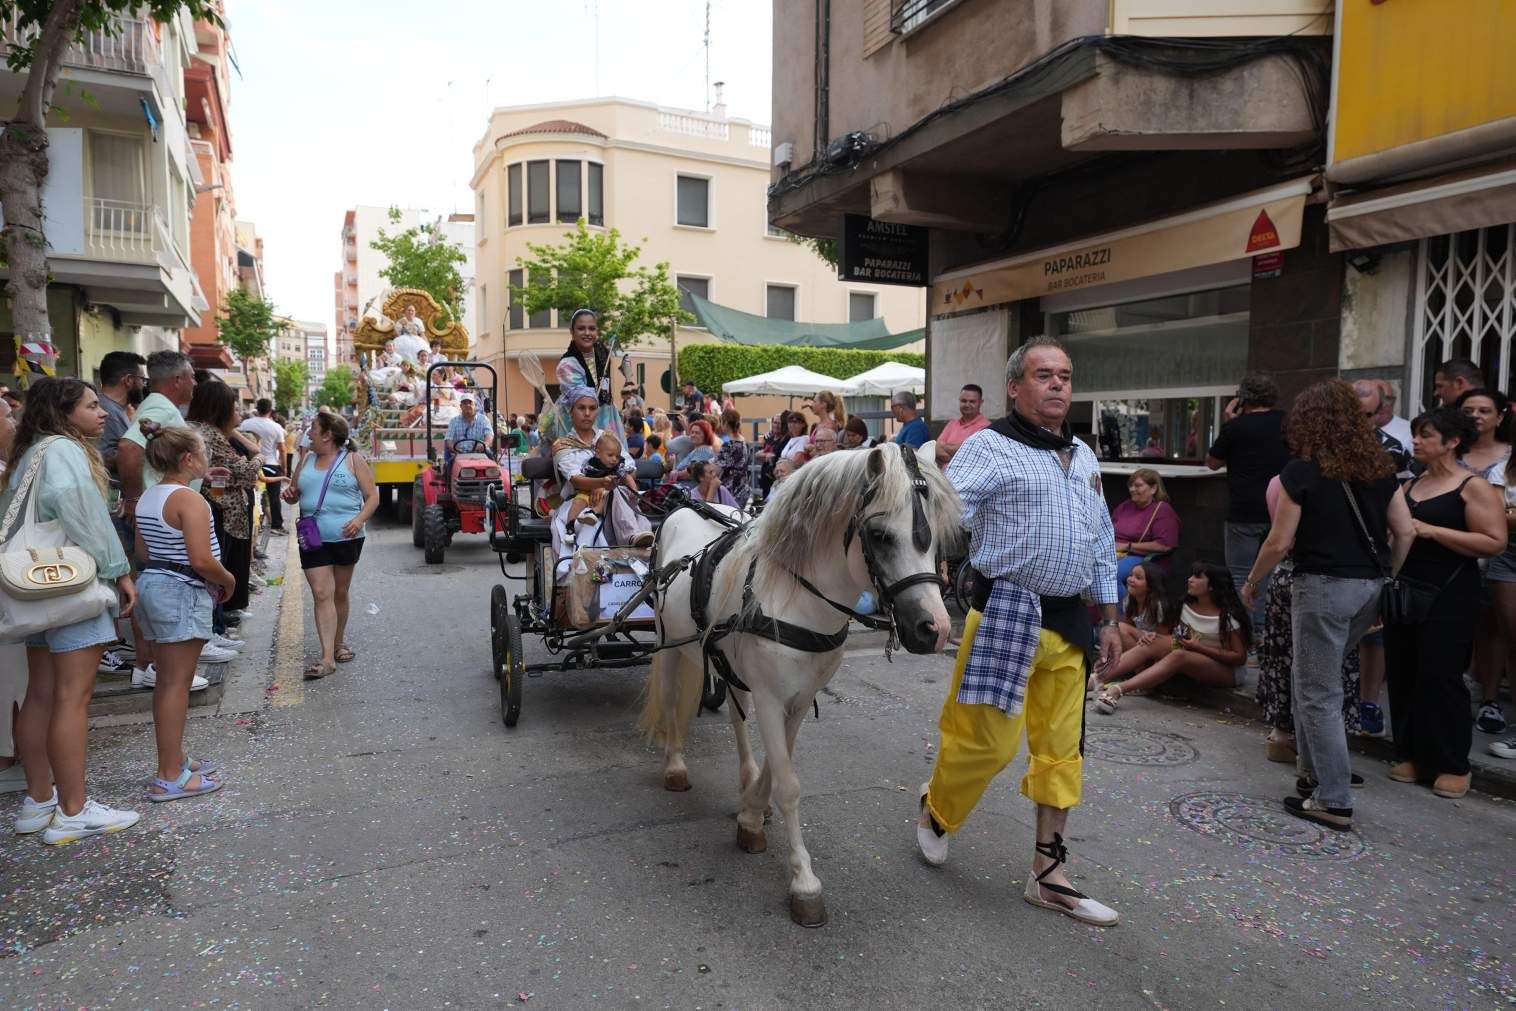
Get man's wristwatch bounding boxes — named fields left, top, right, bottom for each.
left=1097, top=619, right=1121, bottom=630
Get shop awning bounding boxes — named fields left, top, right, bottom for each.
left=931, top=178, right=1313, bottom=317
left=1327, top=160, right=1516, bottom=251
left=688, top=292, right=924, bottom=350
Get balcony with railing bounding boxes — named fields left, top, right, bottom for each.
left=1, top=13, right=163, bottom=77
left=748, top=126, right=772, bottom=150
left=85, top=197, right=169, bottom=264
left=658, top=110, right=729, bottom=140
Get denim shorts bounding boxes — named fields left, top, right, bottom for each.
left=136, top=571, right=214, bottom=644
left=1487, top=545, right=1516, bottom=583
left=24, top=607, right=118, bottom=654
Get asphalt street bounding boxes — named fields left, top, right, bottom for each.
left=2, top=519, right=1513, bottom=1009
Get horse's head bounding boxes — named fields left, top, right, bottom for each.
left=847, top=443, right=963, bottom=653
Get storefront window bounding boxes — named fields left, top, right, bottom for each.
left=1050, top=284, right=1249, bottom=462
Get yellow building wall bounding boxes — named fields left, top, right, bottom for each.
left=1331, top=0, right=1516, bottom=165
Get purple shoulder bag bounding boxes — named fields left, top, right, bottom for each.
left=295, top=451, right=346, bottom=552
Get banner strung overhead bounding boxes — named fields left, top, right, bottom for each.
left=931, top=179, right=1311, bottom=317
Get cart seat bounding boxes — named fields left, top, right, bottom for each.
left=519, top=455, right=554, bottom=481
left=516, top=516, right=553, bottom=543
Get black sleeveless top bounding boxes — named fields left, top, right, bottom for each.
left=1400, top=475, right=1480, bottom=611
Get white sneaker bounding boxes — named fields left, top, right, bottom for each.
left=199, top=643, right=238, bottom=664
left=916, top=782, right=948, bottom=866
left=210, top=634, right=244, bottom=652
left=15, top=787, right=58, bottom=834
left=131, top=665, right=209, bottom=692
left=1489, top=737, right=1516, bottom=760
left=41, top=798, right=140, bottom=845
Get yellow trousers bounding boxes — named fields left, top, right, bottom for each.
left=924, top=609, right=1085, bottom=833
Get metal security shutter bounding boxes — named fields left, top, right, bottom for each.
left=863, top=0, right=892, bottom=57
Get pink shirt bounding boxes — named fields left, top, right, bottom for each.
left=938, top=414, right=990, bottom=447
left=1111, top=499, right=1180, bottom=549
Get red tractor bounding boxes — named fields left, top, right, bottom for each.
left=410, top=362, right=507, bottom=564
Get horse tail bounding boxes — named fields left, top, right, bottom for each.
left=637, top=649, right=702, bottom=746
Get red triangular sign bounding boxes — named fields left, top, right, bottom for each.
left=1245, top=209, right=1281, bottom=253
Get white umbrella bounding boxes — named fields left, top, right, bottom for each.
left=838, top=362, right=926, bottom=396
left=722, top=364, right=849, bottom=396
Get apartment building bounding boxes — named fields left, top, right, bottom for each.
left=273, top=317, right=328, bottom=404
left=333, top=206, right=476, bottom=368
left=771, top=0, right=1341, bottom=557
left=0, top=10, right=206, bottom=383
left=469, top=96, right=925, bottom=415
left=181, top=5, right=237, bottom=372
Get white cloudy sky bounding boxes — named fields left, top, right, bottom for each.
left=229, top=0, right=774, bottom=326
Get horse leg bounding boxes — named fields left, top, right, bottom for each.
left=753, top=694, right=827, bottom=927
left=661, top=654, right=701, bottom=792
left=729, top=687, right=768, bottom=851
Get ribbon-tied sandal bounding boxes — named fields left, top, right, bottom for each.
left=1023, top=833, right=1119, bottom=927
left=149, top=767, right=223, bottom=803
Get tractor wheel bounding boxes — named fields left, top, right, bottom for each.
left=410, top=480, right=425, bottom=548
left=501, top=613, right=524, bottom=727
left=701, top=670, right=727, bottom=713
left=490, top=584, right=509, bottom=682
left=423, top=503, right=447, bottom=564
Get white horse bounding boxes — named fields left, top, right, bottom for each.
left=638, top=442, right=962, bottom=926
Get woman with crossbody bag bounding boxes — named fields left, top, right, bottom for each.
left=1241, top=381, right=1406, bottom=832
left=1381, top=408, right=1505, bottom=800
left=287, top=411, right=378, bottom=679
left=0, top=378, right=139, bottom=844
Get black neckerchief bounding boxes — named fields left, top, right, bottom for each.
left=991, top=409, right=1076, bottom=452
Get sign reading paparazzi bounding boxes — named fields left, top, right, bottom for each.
left=840, top=214, right=929, bottom=287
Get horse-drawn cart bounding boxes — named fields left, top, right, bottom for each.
left=484, top=460, right=726, bottom=727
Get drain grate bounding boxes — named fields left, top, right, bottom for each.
left=1169, top=790, right=1368, bottom=861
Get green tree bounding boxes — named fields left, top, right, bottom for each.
left=317, top=365, right=355, bottom=408
left=370, top=207, right=466, bottom=324
left=273, top=357, right=309, bottom=414
left=217, top=288, right=285, bottom=361
left=0, top=1, right=219, bottom=340
left=513, top=220, right=688, bottom=348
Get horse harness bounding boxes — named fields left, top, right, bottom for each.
left=665, top=450, right=940, bottom=719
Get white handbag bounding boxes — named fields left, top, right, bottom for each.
left=0, top=438, right=117, bottom=642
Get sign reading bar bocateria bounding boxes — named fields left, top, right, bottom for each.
left=931, top=180, right=1311, bottom=316
left=840, top=215, right=929, bottom=287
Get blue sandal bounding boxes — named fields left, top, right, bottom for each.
left=183, top=755, right=217, bottom=776
left=149, top=767, right=223, bottom=803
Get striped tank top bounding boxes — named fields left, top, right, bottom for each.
left=137, top=482, right=220, bottom=585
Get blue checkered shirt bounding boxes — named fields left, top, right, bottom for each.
left=947, top=425, right=1117, bottom=713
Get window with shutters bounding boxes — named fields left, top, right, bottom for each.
left=863, top=0, right=892, bottom=56
left=507, top=163, right=522, bottom=227
left=676, top=174, right=710, bottom=228
left=766, top=284, right=797, bottom=321
left=849, top=291, right=878, bottom=322
left=677, top=275, right=710, bottom=319
left=556, top=160, right=581, bottom=223
left=587, top=162, right=604, bottom=225
left=508, top=269, right=524, bottom=330
left=527, top=161, right=550, bottom=224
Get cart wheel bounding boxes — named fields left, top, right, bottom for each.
left=423, top=504, right=446, bottom=564
left=701, top=670, right=727, bottom=712
left=411, top=480, right=425, bottom=548
left=489, top=584, right=508, bottom=682
left=501, top=613, right=524, bottom=727
left=951, top=558, right=976, bottom=616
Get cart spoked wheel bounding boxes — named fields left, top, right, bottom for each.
left=701, top=670, right=727, bottom=713
left=489, top=585, right=508, bottom=682
left=951, top=558, right=976, bottom=616
left=501, top=613, right=524, bottom=727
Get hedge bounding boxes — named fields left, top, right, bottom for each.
left=676, top=345, right=925, bottom=397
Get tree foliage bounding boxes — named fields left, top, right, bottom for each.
left=371, top=207, right=467, bottom=324
left=316, top=365, right=355, bottom=409
left=216, top=288, right=285, bottom=362
left=1, top=1, right=220, bottom=75
left=273, top=357, right=309, bottom=415
left=780, top=230, right=839, bottom=268
left=513, top=220, right=688, bottom=348
left=676, top=345, right=924, bottom=399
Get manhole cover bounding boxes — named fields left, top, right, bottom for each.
left=1169, top=791, right=1367, bottom=861
left=1086, top=726, right=1198, bottom=766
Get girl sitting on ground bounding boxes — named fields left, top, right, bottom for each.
left=1095, top=562, right=1250, bottom=715
left=1089, top=560, right=1172, bottom=692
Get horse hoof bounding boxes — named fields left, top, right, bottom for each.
left=789, top=893, right=828, bottom=928
left=663, top=770, right=691, bottom=792
left=736, top=825, right=767, bottom=853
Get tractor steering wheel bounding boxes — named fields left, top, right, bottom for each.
left=451, top=438, right=491, bottom=455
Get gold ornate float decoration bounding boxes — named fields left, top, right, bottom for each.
left=351, top=287, right=470, bottom=356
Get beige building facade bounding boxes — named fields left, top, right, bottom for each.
left=470, top=97, right=924, bottom=418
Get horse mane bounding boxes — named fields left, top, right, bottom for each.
left=711, top=443, right=964, bottom=618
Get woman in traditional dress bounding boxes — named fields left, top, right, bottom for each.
left=541, top=309, right=625, bottom=449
